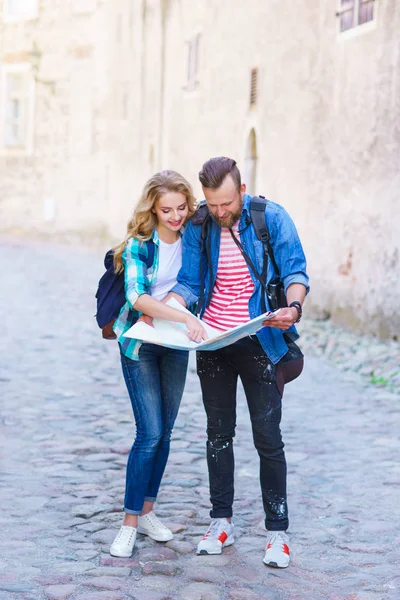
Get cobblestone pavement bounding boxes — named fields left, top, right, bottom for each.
left=297, top=320, right=400, bottom=396
left=1, top=237, right=399, bottom=600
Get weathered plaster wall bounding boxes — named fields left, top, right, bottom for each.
left=155, top=0, right=400, bottom=338
left=0, top=0, right=111, bottom=236
left=0, top=0, right=399, bottom=338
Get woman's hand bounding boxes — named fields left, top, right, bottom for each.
left=184, top=314, right=208, bottom=343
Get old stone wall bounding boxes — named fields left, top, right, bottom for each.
left=0, top=0, right=111, bottom=237
left=0, top=0, right=399, bottom=338
left=154, top=0, right=400, bottom=339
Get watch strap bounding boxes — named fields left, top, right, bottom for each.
left=289, top=301, right=302, bottom=323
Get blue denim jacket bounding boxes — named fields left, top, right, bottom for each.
left=171, top=194, right=310, bottom=364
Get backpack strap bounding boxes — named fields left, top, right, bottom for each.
left=250, top=195, right=280, bottom=278
left=250, top=196, right=270, bottom=243
left=191, top=201, right=209, bottom=226
left=144, top=238, right=155, bottom=269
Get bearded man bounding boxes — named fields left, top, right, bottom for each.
left=167, top=156, right=309, bottom=568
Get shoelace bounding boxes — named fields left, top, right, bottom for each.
left=116, top=526, right=135, bottom=544
left=145, top=512, right=167, bottom=530
left=204, top=519, right=225, bottom=538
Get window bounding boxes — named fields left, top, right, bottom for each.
left=185, top=33, right=200, bottom=91
left=337, top=0, right=375, bottom=32
left=250, top=68, right=258, bottom=108
left=358, top=0, right=375, bottom=25
left=1, top=64, right=35, bottom=152
left=3, top=0, right=38, bottom=22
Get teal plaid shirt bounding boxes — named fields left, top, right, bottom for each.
left=113, top=230, right=160, bottom=360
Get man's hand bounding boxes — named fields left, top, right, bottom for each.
left=262, top=307, right=299, bottom=330
left=137, top=314, right=154, bottom=328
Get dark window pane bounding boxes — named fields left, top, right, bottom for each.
left=340, top=0, right=355, bottom=31
left=358, top=0, right=374, bottom=24
left=340, top=10, right=354, bottom=31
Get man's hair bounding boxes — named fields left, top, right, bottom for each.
left=199, top=156, right=241, bottom=191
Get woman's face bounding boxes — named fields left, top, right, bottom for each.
left=153, top=192, right=189, bottom=233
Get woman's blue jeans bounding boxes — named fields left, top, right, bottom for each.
left=120, top=343, right=189, bottom=514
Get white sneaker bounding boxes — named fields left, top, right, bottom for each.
left=137, top=511, right=174, bottom=542
left=263, top=531, right=290, bottom=568
left=197, top=518, right=235, bottom=555
left=110, top=525, right=137, bottom=557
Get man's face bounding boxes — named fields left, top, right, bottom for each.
left=203, top=175, right=246, bottom=229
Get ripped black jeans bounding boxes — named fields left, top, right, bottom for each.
left=196, top=336, right=288, bottom=531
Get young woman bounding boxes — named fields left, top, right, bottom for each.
left=110, top=170, right=207, bottom=557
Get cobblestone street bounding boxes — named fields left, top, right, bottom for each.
left=0, top=237, right=399, bottom=600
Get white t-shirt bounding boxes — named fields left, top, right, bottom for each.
left=150, top=238, right=182, bottom=301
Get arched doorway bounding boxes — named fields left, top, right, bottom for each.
left=244, top=128, right=258, bottom=196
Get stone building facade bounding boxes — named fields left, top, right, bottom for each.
left=0, top=0, right=399, bottom=339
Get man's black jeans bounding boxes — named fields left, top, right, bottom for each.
left=196, top=336, right=288, bottom=531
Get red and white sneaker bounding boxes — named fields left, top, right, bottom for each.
left=196, top=518, right=235, bottom=555
left=263, top=531, right=290, bottom=568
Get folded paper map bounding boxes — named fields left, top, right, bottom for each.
left=124, top=298, right=281, bottom=351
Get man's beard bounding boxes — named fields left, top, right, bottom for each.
left=212, top=198, right=243, bottom=229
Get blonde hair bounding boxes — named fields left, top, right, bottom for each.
left=113, top=170, right=197, bottom=273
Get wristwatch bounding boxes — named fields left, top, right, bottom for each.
left=289, top=301, right=302, bottom=323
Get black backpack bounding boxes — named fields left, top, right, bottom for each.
left=95, top=240, right=155, bottom=339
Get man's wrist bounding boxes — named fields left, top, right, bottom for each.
left=288, top=301, right=302, bottom=323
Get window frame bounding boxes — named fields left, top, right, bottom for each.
left=0, top=63, right=35, bottom=155
left=337, top=0, right=378, bottom=37
left=3, top=0, right=39, bottom=23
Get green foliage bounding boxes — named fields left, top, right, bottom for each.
left=369, top=373, right=389, bottom=386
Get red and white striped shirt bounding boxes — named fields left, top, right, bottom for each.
left=202, top=224, right=254, bottom=331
